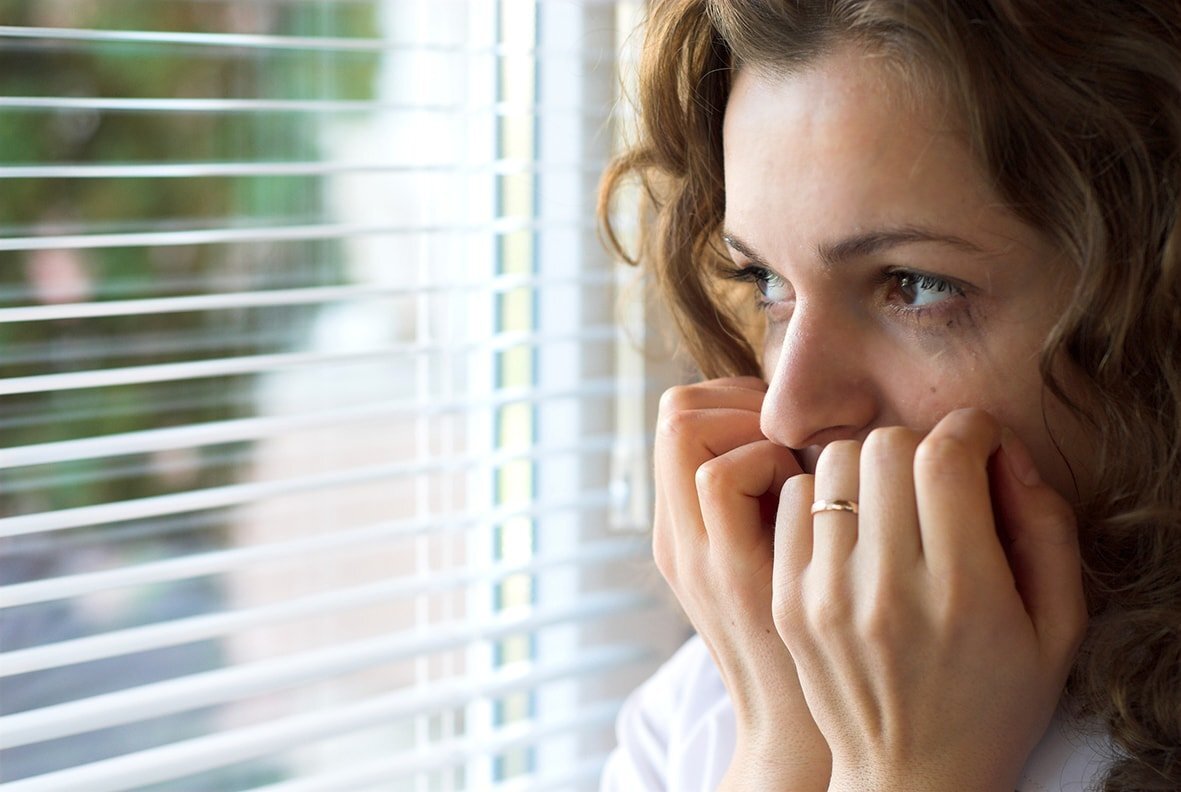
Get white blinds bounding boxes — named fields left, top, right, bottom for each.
left=0, top=2, right=687, bottom=789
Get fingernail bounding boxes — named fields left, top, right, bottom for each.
left=1001, top=427, right=1041, bottom=487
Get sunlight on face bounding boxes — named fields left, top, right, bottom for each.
left=722, top=47, right=1090, bottom=501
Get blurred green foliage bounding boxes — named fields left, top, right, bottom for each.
left=0, top=0, right=379, bottom=515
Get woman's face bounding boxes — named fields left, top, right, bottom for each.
left=722, top=49, right=1090, bottom=502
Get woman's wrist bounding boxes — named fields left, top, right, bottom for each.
left=718, top=731, right=831, bottom=792
left=825, top=759, right=1016, bottom=792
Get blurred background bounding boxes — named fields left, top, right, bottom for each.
left=0, top=1, right=687, bottom=789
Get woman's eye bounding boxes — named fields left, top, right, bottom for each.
left=893, top=271, right=962, bottom=307
left=724, top=265, right=790, bottom=305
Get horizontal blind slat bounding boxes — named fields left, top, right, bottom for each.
left=0, top=216, right=592, bottom=252
left=2, top=383, right=645, bottom=470
left=0, top=97, right=583, bottom=115
left=1, top=536, right=648, bottom=676
left=0, top=159, right=601, bottom=180
left=1, top=348, right=397, bottom=395
left=0, top=25, right=610, bottom=58
left=0, top=492, right=617, bottom=608
left=254, top=704, right=620, bottom=792
left=0, top=25, right=427, bottom=53
left=486, top=758, right=613, bottom=792
left=0, top=432, right=627, bottom=539
left=0, top=645, right=647, bottom=792
left=0, top=328, right=617, bottom=397
left=0, top=592, right=651, bottom=750
left=0, top=271, right=617, bottom=323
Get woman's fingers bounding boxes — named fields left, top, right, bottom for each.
left=776, top=473, right=816, bottom=577
left=652, top=381, right=768, bottom=588
left=912, top=408, right=1009, bottom=578
left=810, top=440, right=861, bottom=569
left=654, top=378, right=769, bottom=496
left=654, top=408, right=769, bottom=562
left=697, top=439, right=803, bottom=559
left=777, top=411, right=1087, bottom=787
left=656, top=407, right=768, bottom=467
left=991, top=430, right=1088, bottom=658
left=858, top=427, right=922, bottom=565
left=657, top=377, right=768, bottom=415
left=650, top=380, right=831, bottom=786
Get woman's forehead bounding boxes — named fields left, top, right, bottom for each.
left=720, top=54, right=1035, bottom=266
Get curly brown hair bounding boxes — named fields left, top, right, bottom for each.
left=599, top=1, right=1181, bottom=788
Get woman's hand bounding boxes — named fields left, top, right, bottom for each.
left=771, top=408, right=1087, bottom=792
left=653, top=377, right=831, bottom=791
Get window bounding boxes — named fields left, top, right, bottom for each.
left=0, top=2, right=686, bottom=789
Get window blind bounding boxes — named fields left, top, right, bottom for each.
left=0, top=2, right=688, bottom=789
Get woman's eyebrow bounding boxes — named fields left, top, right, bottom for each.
left=722, top=227, right=987, bottom=269
left=721, top=232, right=769, bottom=266
left=819, top=226, right=986, bottom=267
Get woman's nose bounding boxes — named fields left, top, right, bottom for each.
left=759, top=303, right=879, bottom=449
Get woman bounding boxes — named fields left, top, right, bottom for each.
left=598, top=1, right=1181, bottom=790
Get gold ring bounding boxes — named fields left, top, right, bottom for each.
left=810, top=499, right=859, bottom=516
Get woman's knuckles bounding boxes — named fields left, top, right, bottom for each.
left=934, top=406, right=1001, bottom=441
left=1009, top=486, right=1078, bottom=543
left=778, top=587, right=921, bottom=656
left=862, top=425, right=921, bottom=465
left=913, top=431, right=982, bottom=486
left=850, top=578, right=923, bottom=643
left=654, top=405, right=702, bottom=447
left=926, top=564, right=1012, bottom=633
left=657, top=383, right=700, bottom=416
left=694, top=452, right=747, bottom=499
left=655, top=407, right=760, bottom=465
left=801, top=582, right=856, bottom=636
left=658, top=538, right=769, bottom=608
left=771, top=579, right=806, bottom=630
left=657, top=378, right=766, bottom=415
